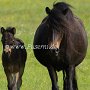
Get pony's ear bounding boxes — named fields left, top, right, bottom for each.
left=0, top=27, right=5, bottom=34
left=46, top=7, right=51, bottom=15
left=62, top=8, right=68, bottom=15
left=11, top=27, right=16, bottom=35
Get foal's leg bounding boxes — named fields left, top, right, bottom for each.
left=8, top=67, right=24, bottom=90
left=64, top=66, right=78, bottom=90
left=11, top=66, right=25, bottom=90
left=47, top=66, right=59, bottom=90
left=16, top=66, right=25, bottom=89
left=13, top=72, right=20, bottom=90
left=4, top=68, right=22, bottom=90
left=7, top=72, right=19, bottom=90
left=4, top=70, right=14, bottom=90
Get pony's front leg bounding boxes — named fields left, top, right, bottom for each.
left=64, top=65, right=78, bottom=90
left=47, top=65, right=59, bottom=90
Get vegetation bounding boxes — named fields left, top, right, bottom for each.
left=0, top=0, right=89, bottom=90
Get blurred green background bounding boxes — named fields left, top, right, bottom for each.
left=0, top=0, right=89, bottom=90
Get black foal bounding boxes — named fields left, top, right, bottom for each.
left=0, top=27, right=27, bottom=90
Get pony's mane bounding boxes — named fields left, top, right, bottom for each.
left=46, top=2, right=74, bottom=32
left=53, top=2, right=72, bottom=10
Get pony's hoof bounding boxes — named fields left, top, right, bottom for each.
left=52, top=86, right=59, bottom=90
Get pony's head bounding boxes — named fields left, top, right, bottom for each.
left=46, top=2, right=72, bottom=16
left=45, top=2, right=73, bottom=53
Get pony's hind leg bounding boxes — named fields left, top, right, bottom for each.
left=47, top=65, right=59, bottom=90
left=63, top=70, right=67, bottom=90
left=63, top=66, right=78, bottom=90
left=73, top=72, right=78, bottom=90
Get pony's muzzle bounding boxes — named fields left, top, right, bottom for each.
left=51, top=48, right=59, bottom=56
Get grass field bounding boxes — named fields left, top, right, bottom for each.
left=0, top=0, right=90, bottom=90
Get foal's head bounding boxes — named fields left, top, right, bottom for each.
left=0, top=27, right=16, bottom=54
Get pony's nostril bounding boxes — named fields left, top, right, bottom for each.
left=51, top=48, right=59, bottom=53
left=52, top=49, right=55, bottom=53
left=56, top=48, right=59, bottom=52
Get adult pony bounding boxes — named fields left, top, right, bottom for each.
left=1, top=27, right=27, bottom=90
left=33, top=2, right=88, bottom=90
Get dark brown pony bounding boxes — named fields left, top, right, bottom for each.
left=0, top=27, right=27, bottom=90
left=33, top=2, right=88, bottom=90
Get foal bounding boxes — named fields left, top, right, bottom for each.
left=0, top=27, right=27, bottom=90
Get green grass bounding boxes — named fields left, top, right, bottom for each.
left=0, top=0, right=90, bottom=90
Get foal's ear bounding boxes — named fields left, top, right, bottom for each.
left=11, top=27, right=16, bottom=35
left=46, top=7, right=51, bottom=15
left=62, top=8, right=68, bottom=15
left=0, top=27, right=5, bottom=34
